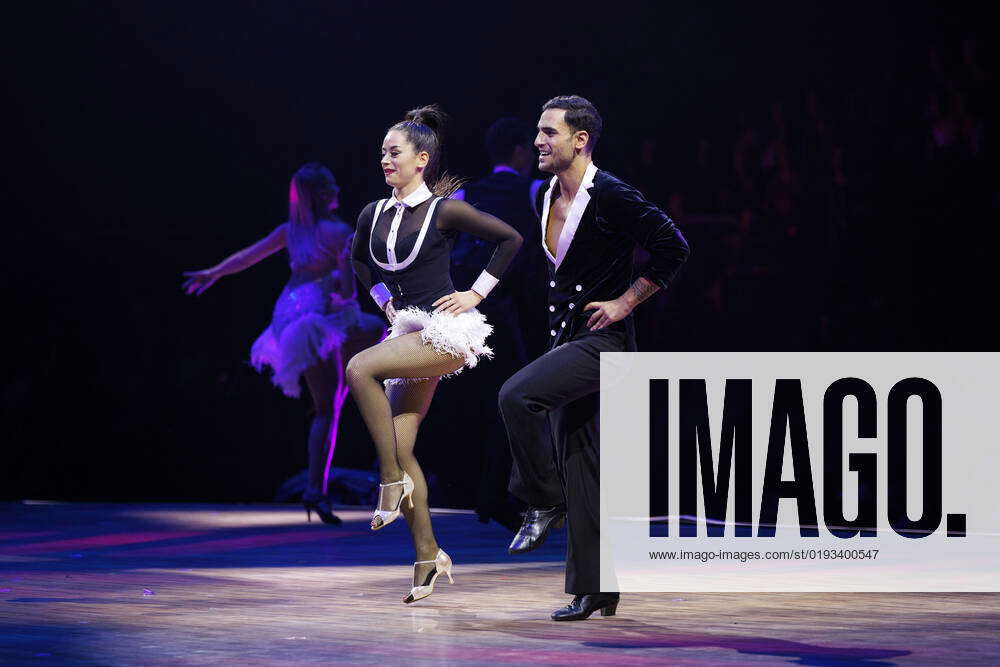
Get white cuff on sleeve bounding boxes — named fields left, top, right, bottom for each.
left=470, top=271, right=499, bottom=299
left=369, top=282, right=392, bottom=310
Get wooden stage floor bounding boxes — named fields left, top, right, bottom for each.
left=1, top=502, right=998, bottom=665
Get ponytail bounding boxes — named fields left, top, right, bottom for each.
left=391, top=104, right=465, bottom=197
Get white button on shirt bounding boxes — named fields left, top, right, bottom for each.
left=576, top=284, right=582, bottom=291
left=550, top=281, right=556, bottom=288
left=569, top=303, right=575, bottom=309
left=550, top=330, right=556, bottom=336
left=549, top=305, right=555, bottom=312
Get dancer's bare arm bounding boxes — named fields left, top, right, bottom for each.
left=182, top=224, right=288, bottom=295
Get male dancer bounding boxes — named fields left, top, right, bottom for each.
left=499, top=96, right=690, bottom=620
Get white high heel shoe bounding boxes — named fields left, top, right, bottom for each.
left=403, top=548, right=454, bottom=604
left=370, top=471, right=414, bottom=531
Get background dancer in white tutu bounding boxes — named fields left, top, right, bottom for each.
left=182, top=163, right=385, bottom=524
left=348, top=105, right=522, bottom=603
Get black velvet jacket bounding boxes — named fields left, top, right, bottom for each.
left=536, top=167, right=690, bottom=350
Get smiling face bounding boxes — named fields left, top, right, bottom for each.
left=535, top=108, right=589, bottom=174
left=381, top=129, right=428, bottom=190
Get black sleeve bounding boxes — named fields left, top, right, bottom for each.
left=598, top=180, right=690, bottom=288
left=351, top=202, right=381, bottom=295
left=436, top=199, right=523, bottom=278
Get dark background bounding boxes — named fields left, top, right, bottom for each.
left=3, top=2, right=994, bottom=504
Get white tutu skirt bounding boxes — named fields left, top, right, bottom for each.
left=383, top=306, right=493, bottom=386
left=251, top=277, right=377, bottom=398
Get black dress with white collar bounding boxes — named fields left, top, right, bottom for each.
left=352, top=187, right=522, bottom=313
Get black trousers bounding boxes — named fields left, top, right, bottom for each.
left=499, top=328, right=630, bottom=594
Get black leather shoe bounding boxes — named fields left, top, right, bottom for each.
left=551, top=593, right=620, bottom=621
left=508, top=504, right=566, bottom=554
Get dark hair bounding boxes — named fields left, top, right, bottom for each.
left=389, top=104, right=464, bottom=197
left=485, top=117, right=533, bottom=165
left=542, top=95, right=603, bottom=152
left=288, top=162, right=338, bottom=227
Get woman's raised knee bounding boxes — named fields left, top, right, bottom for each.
left=344, top=354, right=370, bottom=388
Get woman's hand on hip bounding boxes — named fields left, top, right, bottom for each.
left=432, top=290, right=482, bottom=315
left=384, top=300, right=397, bottom=324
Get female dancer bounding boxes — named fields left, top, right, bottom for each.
left=183, top=163, right=385, bottom=524
left=348, top=105, right=522, bottom=603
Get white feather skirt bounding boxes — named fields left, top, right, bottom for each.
left=383, top=306, right=494, bottom=386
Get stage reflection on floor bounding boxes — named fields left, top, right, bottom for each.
left=1, top=502, right=998, bottom=665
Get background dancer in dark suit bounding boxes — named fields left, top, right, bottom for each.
left=451, top=117, right=548, bottom=531
left=499, top=96, right=690, bottom=620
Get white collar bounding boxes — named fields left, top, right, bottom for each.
left=546, top=161, right=598, bottom=195
left=541, top=162, right=598, bottom=270
left=388, top=181, right=433, bottom=209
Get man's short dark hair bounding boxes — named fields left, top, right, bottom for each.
left=485, top=117, right=533, bottom=165
left=542, top=95, right=603, bottom=152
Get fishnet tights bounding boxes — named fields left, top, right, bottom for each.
left=345, top=331, right=464, bottom=559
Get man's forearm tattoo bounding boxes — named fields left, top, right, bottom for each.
left=628, top=277, right=660, bottom=306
